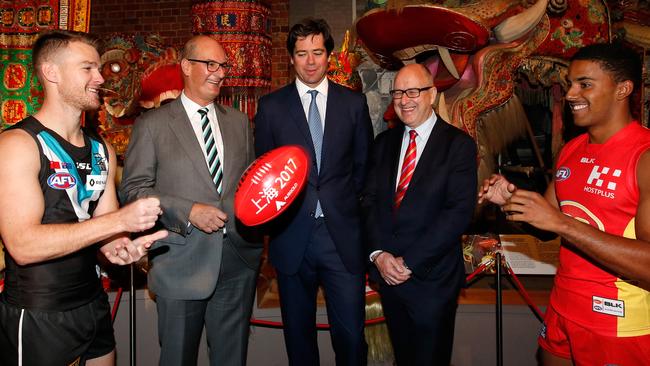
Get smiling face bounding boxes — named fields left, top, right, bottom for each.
left=565, top=59, right=628, bottom=130
left=291, top=33, right=329, bottom=88
left=181, top=36, right=228, bottom=106
left=55, top=41, right=105, bottom=111
left=393, top=64, right=437, bottom=128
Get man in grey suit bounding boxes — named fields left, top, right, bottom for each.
left=119, top=35, right=262, bottom=366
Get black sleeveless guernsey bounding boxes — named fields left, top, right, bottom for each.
left=2, top=117, right=110, bottom=311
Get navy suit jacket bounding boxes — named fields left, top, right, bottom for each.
left=254, top=81, right=373, bottom=275
left=362, top=117, right=477, bottom=294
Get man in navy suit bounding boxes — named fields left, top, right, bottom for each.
left=254, top=18, right=373, bottom=366
left=362, top=64, right=477, bottom=366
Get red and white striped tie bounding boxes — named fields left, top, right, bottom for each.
left=394, top=130, right=417, bottom=209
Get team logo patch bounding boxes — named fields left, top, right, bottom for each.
left=47, top=172, right=76, bottom=189
left=556, top=167, right=570, bottom=181
left=94, top=152, right=107, bottom=171
left=592, top=296, right=625, bottom=317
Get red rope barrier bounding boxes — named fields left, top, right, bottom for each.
left=111, top=287, right=123, bottom=324
left=465, top=260, right=493, bottom=283
left=504, top=263, right=545, bottom=321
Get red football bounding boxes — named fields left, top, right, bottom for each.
left=235, top=145, right=310, bottom=226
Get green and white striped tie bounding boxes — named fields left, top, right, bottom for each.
left=198, top=107, right=223, bottom=194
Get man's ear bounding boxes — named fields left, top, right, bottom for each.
left=40, top=62, right=59, bottom=84
left=180, top=58, right=191, bottom=76
left=616, top=80, right=633, bottom=100
left=429, top=87, right=437, bottom=107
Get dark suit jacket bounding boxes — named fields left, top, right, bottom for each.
left=254, top=81, right=373, bottom=275
left=119, top=98, right=262, bottom=300
left=362, top=117, right=477, bottom=293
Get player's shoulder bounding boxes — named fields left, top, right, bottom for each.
left=0, top=127, right=40, bottom=167
left=0, top=123, right=37, bottom=149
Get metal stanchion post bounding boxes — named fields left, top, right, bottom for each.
left=495, top=252, right=503, bottom=366
left=129, top=263, right=136, bottom=366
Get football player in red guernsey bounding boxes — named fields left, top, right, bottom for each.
left=479, top=43, right=650, bottom=366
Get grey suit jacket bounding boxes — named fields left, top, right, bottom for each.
left=119, top=97, right=262, bottom=300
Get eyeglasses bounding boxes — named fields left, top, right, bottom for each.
left=186, top=58, right=232, bottom=73
left=389, top=86, right=433, bottom=99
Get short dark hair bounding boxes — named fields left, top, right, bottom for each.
left=32, top=30, right=99, bottom=73
left=571, top=43, right=642, bottom=93
left=286, top=18, right=334, bottom=55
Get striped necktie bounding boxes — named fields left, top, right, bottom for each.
left=307, top=90, right=323, bottom=217
left=198, top=107, right=223, bottom=194
left=394, top=129, right=417, bottom=209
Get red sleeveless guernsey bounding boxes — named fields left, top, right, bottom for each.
left=552, top=122, right=650, bottom=337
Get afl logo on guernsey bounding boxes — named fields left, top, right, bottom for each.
left=556, top=167, right=570, bottom=182
left=47, top=172, right=77, bottom=189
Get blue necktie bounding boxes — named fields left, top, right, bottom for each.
left=307, top=90, right=323, bottom=217
left=198, top=108, right=223, bottom=194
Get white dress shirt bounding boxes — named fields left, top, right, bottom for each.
left=180, top=91, right=226, bottom=233
left=180, top=91, right=225, bottom=173
left=394, top=111, right=437, bottom=189
left=296, top=77, right=328, bottom=128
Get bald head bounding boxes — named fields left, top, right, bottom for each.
left=395, top=64, right=434, bottom=86
left=182, top=35, right=221, bottom=60
left=392, top=63, right=437, bottom=128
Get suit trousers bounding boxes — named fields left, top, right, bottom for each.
left=378, top=278, right=459, bottom=366
left=155, top=237, right=257, bottom=366
left=276, top=218, right=367, bottom=366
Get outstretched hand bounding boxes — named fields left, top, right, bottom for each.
left=478, top=174, right=517, bottom=205
left=101, top=229, right=168, bottom=265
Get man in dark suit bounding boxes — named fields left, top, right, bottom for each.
left=119, top=35, right=262, bottom=366
left=362, top=64, right=477, bottom=366
left=254, top=18, right=373, bottom=366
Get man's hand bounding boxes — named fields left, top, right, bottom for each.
left=375, top=252, right=412, bottom=285
left=117, top=197, right=162, bottom=232
left=502, top=189, right=567, bottom=233
left=189, top=203, right=228, bottom=233
left=478, top=174, right=517, bottom=205
left=101, top=229, right=168, bottom=265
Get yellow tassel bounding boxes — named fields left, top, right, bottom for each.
left=365, top=293, right=394, bottom=363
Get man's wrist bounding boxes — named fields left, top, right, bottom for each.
left=369, top=250, right=384, bottom=263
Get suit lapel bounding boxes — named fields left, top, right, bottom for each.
left=409, top=117, right=446, bottom=188
left=287, top=84, right=315, bottom=152
left=167, top=99, right=217, bottom=192
left=320, top=84, right=341, bottom=173
left=214, top=103, right=234, bottom=196
left=388, top=126, right=405, bottom=193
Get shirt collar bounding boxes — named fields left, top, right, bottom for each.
left=405, top=111, right=437, bottom=141
left=296, top=77, right=329, bottom=98
left=180, top=90, right=211, bottom=118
